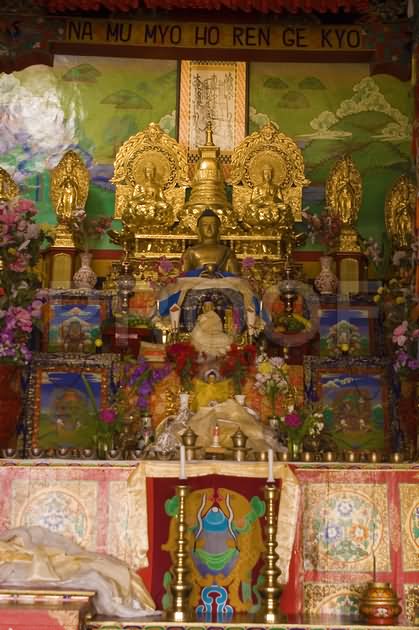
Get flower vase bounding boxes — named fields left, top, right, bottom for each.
left=314, top=255, right=338, bottom=295
left=73, top=251, right=97, bottom=289
left=96, top=435, right=111, bottom=459
left=288, top=437, right=301, bottom=461
left=179, top=392, right=190, bottom=411
left=234, top=394, right=246, bottom=406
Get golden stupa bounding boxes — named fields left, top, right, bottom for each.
left=182, top=121, right=237, bottom=231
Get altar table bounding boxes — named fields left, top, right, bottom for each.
left=0, top=460, right=417, bottom=626
left=0, top=588, right=94, bottom=630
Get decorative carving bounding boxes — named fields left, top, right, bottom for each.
left=385, top=174, right=416, bottom=249
left=231, top=122, right=310, bottom=224
left=50, top=151, right=89, bottom=248
left=325, top=154, right=362, bottom=253
left=110, top=121, right=311, bottom=264
left=0, top=167, right=19, bottom=202
left=112, top=122, right=190, bottom=226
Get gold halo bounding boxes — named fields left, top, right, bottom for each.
left=132, top=151, right=171, bottom=189
left=248, top=151, right=287, bottom=187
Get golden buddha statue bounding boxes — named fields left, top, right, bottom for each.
left=385, top=174, right=415, bottom=249
left=325, top=154, right=362, bottom=252
left=183, top=208, right=241, bottom=276
left=245, top=163, right=292, bottom=230
left=56, top=161, right=80, bottom=221
left=123, top=162, right=174, bottom=232
left=50, top=150, right=89, bottom=248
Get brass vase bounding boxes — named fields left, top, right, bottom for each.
left=359, top=582, right=402, bottom=625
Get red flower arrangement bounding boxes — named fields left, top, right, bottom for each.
left=166, top=341, right=199, bottom=392
left=220, top=343, right=257, bottom=394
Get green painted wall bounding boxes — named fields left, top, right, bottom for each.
left=0, top=56, right=413, bottom=248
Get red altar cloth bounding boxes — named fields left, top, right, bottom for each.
left=0, top=461, right=416, bottom=624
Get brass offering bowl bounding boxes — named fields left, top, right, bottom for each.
left=2, top=448, right=17, bottom=458
left=390, top=451, right=404, bottom=463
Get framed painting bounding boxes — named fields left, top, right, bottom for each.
left=304, top=357, right=393, bottom=453
left=42, top=290, right=113, bottom=353
left=178, top=60, right=247, bottom=158
left=24, top=353, right=118, bottom=452
left=319, top=304, right=380, bottom=357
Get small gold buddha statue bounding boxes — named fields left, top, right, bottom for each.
left=335, top=160, right=356, bottom=226
left=182, top=208, right=241, bottom=276
left=123, top=162, right=174, bottom=232
left=245, top=164, right=292, bottom=230
left=56, top=160, right=80, bottom=221
left=385, top=175, right=415, bottom=249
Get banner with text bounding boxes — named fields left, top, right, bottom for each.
left=63, top=19, right=368, bottom=52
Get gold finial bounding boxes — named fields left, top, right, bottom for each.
left=205, top=120, right=215, bottom=146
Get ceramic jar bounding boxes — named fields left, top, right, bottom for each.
left=73, top=251, right=97, bottom=289
left=359, top=582, right=402, bottom=625
left=314, top=255, right=338, bottom=295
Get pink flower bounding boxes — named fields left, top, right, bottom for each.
left=0, top=212, right=19, bottom=225
left=284, top=412, right=302, bottom=428
left=100, top=408, right=117, bottom=424
left=158, top=256, right=174, bottom=274
left=9, top=253, right=30, bottom=272
left=242, top=257, right=256, bottom=270
left=393, top=321, right=408, bottom=336
left=392, top=321, right=409, bottom=345
left=15, top=199, right=37, bottom=214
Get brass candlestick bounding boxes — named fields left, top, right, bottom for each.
left=258, top=482, right=284, bottom=623
left=168, top=484, right=192, bottom=621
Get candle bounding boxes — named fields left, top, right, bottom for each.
left=267, top=449, right=274, bottom=483
left=179, top=445, right=186, bottom=480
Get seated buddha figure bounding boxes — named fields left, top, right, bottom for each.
left=157, top=209, right=258, bottom=327
left=183, top=208, right=240, bottom=277
left=244, top=164, right=294, bottom=232
left=123, top=163, right=174, bottom=232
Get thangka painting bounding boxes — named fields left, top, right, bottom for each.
left=304, top=357, right=392, bottom=453
left=178, top=60, right=247, bottom=157
left=25, top=354, right=117, bottom=451
left=319, top=305, right=379, bottom=357
left=43, top=293, right=112, bottom=353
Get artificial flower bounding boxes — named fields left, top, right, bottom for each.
left=0, top=197, right=52, bottom=364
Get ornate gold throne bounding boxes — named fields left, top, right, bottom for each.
left=112, top=121, right=309, bottom=262
left=229, top=122, right=310, bottom=257
left=111, top=123, right=190, bottom=256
